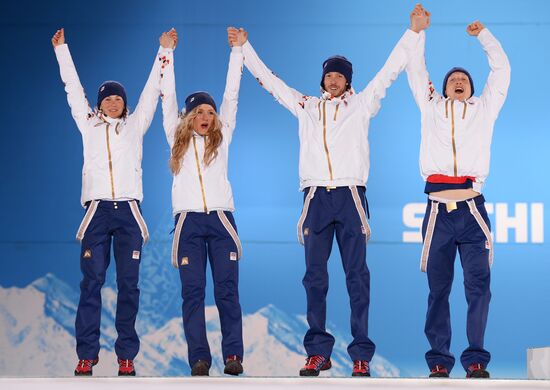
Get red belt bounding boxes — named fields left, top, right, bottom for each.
left=427, top=174, right=475, bottom=184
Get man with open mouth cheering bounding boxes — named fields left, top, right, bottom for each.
left=405, top=5, right=511, bottom=379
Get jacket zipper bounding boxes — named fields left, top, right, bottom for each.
left=322, top=101, right=334, bottom=181
left=105, top=124, right=116, bottom=199
left=450, top=100, right=458, bottom=176
left=192, top=136, right=208, bottom=213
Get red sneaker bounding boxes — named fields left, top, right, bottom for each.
left=118, top=358, right=136, bottom=376
left=466, top=363, right=490, bottom=378
left=299, top=355, right=332, bottom=376
left=429, top=364, right=449, bottom=378
left=352, top=360, right=370, bottom=377
left=74, top=358, right=98, bottom=376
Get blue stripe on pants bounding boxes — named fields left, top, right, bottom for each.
left=75, top=200, right=143, bottom=360
left=422, top=196, right=492, bottom=372
left=301, top=186, right=375, bottom=361
left=175, top=211, right=243, bottom=367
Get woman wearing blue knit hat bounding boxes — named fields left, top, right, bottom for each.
left=159, top=28, right=245, bottom=377
left=405, top=4, right=511, bottom=379
left=232, top=5, right=428, bottom=377
left=52, top=28, right=170, bottom=376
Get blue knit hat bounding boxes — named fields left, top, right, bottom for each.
left=321, top=55, right=353, bottom=90
left=442, top=67, right=474, bottom=98
left=97, top=81, right=127, bottom=108
left=184, top=92, right=217, bottom=114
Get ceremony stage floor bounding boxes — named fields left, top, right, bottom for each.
left=1, top=377, right=550, bottom=390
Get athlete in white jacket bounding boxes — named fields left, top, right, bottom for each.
left=234, top=7, right=427, bottom=376
left=159, top=28, right=245, bottom=377
left=405, top=5, right=511, bottom=379
left=53, top=28, right=169, bottom=376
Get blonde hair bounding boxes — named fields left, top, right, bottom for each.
left=169, top=106, right=223, bottom=175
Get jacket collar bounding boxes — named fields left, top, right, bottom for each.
left=320, top=86, right=356, bottom=102
left=94, top=111, right=124, bottom=127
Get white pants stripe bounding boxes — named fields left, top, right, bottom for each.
left=349, top=186, right=371, bottom=242
left=129, top=200, right=149, bottom=244
left=297, top=187, right=317, bottom=245
left=171, top=212, right=187, bottom=268
left=76, top=200, right=99, bottom=241
left=420, top=200, right=439, bottom=273
left=217, top=210, right=243, bottom=260
left=467, top=200, right=494, bottom=268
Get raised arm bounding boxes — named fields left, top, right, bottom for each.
left=357, top=5, right=427, bottom=117
left=471, top=22, right=511, bottom=119
left=238, top=28, right=304, bottom=117
left=52, top=28, right=94, bottom=132
left=131, top=30, right=176, bottom=136
left=159, top=29, right=179, bottom=147
left=220, top=27, right=245, bottom=142
left=406, top=5, right=437, bottom=112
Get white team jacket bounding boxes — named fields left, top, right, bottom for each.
left=55, top=44, right=168, bottom=206
left=161, top=47, right=243, bottom=215
left=242, top=30, right=420, bottom=191
left=406, top=29, right=511, bottom=192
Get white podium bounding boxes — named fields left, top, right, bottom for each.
left=528, top=347, right=550, bottom=379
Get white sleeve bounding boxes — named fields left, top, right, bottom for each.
left=357, top=29, right=421, bottom=118
left=54, top=44, right=94, bottom=133
left=159, top=47, right=179, bottom=148
left=130, top=46, right=169, bottom=136
left=478, top=28, right=511, bottom=119
left=242, top=40, right=303, bottom=117
left=219, top=46, right=244, bottom=143
left=405, top=30, right=440, bottom=112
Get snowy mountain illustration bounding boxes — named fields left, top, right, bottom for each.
left=0, top=273, right=399, bottom=377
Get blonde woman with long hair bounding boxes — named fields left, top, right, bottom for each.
left=160, top=28, right=244, bottom=377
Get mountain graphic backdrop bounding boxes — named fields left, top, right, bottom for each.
left=0, top=274, right=399, bottom=377
left=0, top=218, right=399, bottom=377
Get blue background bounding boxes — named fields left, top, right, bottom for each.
left=1, top=0, right=550, bottom=378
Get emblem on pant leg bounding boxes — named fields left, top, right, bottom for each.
left=181, top=256, right=189, bottom=266
left=485, top=240, right=490, bottom=249
left=361, top=226, right=366, bottom=235
left=132, top=250, right=140, bottom=260
left=230, top=252, right=237, bottom=261
left=83, top=249, right=92, bottom=259
left=304, top=228, right=309, bottom=236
